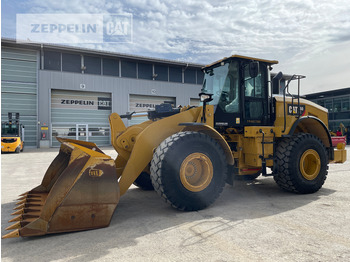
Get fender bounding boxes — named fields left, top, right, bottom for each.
left=180, top=122, right=234, bottom=166
left=287, top=116, right=332, bottom=148
left=117, top=107, right=202, bottom=195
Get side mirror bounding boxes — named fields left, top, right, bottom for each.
left=249, top=61, right=259, bottom=78
left=199, top=92, right=213, bottom=103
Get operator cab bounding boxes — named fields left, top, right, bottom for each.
left=200, top=55, right=278, bottom=129
left=1, top=123, right=20, bottom=137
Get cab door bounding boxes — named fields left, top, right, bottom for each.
left=242, top=63, right=269, bottom=126
left=213, top=61, right=243, bottom=128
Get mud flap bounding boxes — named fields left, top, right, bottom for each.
left=2, top=138, right=120, bottom=238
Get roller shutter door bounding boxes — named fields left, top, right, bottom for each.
left=1, top=47, right=38, bottom=147
left=51, top=90, right=111, bottom=147
left=129, top=94, right=176, bottom=126
left=190, top=98, right=201, bottom=107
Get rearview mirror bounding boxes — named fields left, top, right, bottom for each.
left=199, top=92, right=213, bottom=103
left=249, top=62, right=259, bottom=78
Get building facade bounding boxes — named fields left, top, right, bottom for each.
left=1, top=38, right=204, bottom=148
left=304, top=88, right=350, bottom=133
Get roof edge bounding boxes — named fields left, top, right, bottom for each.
left=204, top=54, right=278, bottom=68
left=1, top=37, right=205, bottom=68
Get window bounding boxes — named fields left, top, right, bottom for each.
left=103, top=58, right=119, bottom=77
left=243, top=64, right=265, bottom=98
left=154, top=64, right=168, bottom=81
left=169, top=66, right=182, bottom=83
left=84, top=56, right=101, bottom=75
left=317, top=100, right=325, bottom=107
left=62, top=53, right=81, bottom=73
left=121, top=60, right=137, bottom=78
left=201, top=61, right=239, bottom=112
left=324, top=99, right=333, bottom=112
left=333, top=98, right=341, bottom=112
left=138, top=63, right=153, bottom=80
left=342, top=97, right=349, bottom=111
left=44, top=51, right=61, bottom=71
left=184, top=68, right=196, bottom=84
left=197, top=70, right=204, bottom=84
left=243, top=62, right=267, bottom=121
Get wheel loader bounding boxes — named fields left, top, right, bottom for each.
left=3, top=55, right=347, bottom=239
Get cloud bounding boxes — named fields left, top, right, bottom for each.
left=2, top=0, right=350, bottom=91
left=276, top=40, right=350, bottom=94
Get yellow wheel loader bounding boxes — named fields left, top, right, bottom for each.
left=3, top=55, right=347, bottom=239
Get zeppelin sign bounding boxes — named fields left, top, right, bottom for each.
left=61, top=99, right=94, bottom=105
left=52, top=94, right=111, bottom=110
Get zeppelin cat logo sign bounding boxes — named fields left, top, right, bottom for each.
left=52, top=94, right=111, bottom=110
left=97, top=97, right=111, bottom=110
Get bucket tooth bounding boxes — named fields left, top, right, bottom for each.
left=6, top=222, right=22, bottom=230
left=17, top=196, right=27, bottom=201
left=14, top=204, right=25, bottom=210
left=19, top=191, right=29, bottom=197
left=16, top=194, right=41, bottom=200
left=9, top=215, right=22, bottom=222
left=11, top=208, right=40, bottom=216
left=11, top=209, right=24, bottom=216
left=2, top=229, right=20, bottom=239
left=14, top=203, right=42, bottom=210
left=16, top=199, right=27, bottom=205
left=16, top=198, right=42, bottom=206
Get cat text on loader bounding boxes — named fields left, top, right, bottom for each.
left=3, top=55, right=346, bottom=239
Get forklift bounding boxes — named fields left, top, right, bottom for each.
left=1, top=113, right=25, bottom=153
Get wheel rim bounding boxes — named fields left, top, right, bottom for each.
left=300, top=149, right=321, bottom=180
left=180, top=153, right=213, bottom=192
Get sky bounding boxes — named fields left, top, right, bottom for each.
left=2, top=0, right=350, bottom=94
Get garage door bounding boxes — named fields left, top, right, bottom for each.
left=129, top=95, right=176, bottom=126
left=51, top=90, right=111, bottom=147
left=1, top=47, right=38, bottom=147
left=190, top=98, right=201, bottom=107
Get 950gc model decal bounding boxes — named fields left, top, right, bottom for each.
left=89, top=169, right=104, bottom=177
left=287, top=104, right=305, bottom=116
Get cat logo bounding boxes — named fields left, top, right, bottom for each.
left=89, top=169, right=103, bottom=177
left=287, top=104, right=305, bottom=116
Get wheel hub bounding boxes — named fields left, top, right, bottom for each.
left=300, top=149, right=321, bottom=180
left=180, top=153, right=213, bottom=192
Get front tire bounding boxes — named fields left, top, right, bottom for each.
left=150, top=131, right=227, bottom=211
left=274, top=133, right=328, bottom=194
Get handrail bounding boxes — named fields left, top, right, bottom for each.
left=282, top=74, right=305, bottom=133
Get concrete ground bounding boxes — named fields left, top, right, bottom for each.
left=1, top=146, right=350, bottom=262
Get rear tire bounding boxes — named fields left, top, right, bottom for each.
left=15, top=147, right=20, bottom=153
left=150, top=131, right=227, bottom=211
left=133, top=172, right=154, bottom=190
left=274, top=133, right=328, bottom=194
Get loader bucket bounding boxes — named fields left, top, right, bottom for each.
left=2, top=137, right=120, bottom=239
